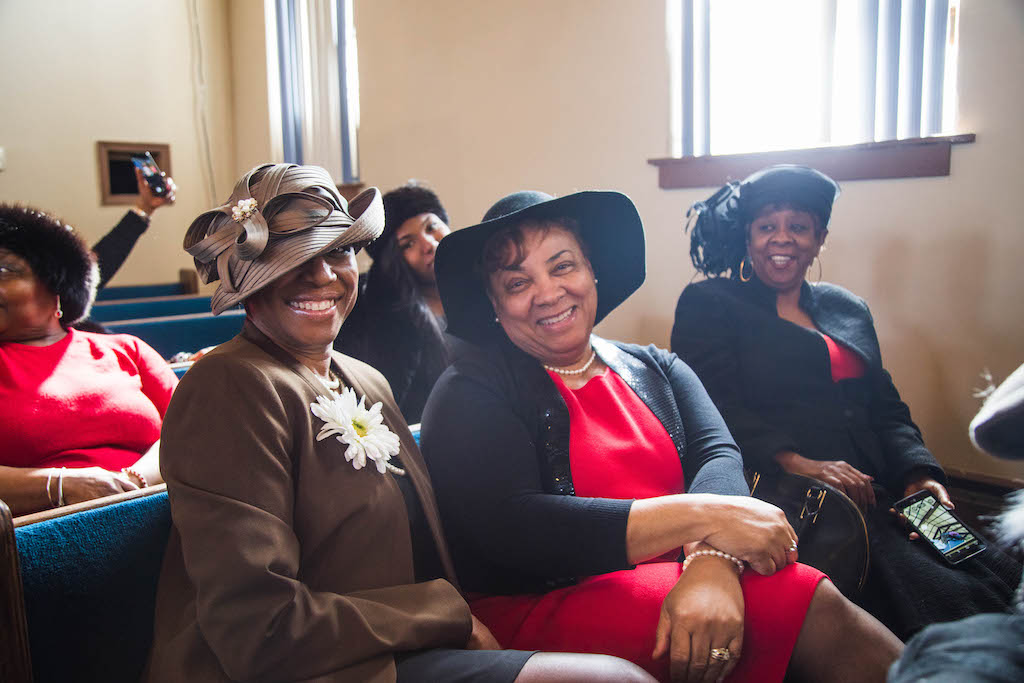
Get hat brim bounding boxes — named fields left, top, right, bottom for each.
left=739, top=165, right=840, bottom=226
left=210, top=188, right=385, bottom=314
left=436, top=191, right=645, bottom=346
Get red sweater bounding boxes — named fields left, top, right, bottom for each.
left=0, top=329, right=177, bottom=470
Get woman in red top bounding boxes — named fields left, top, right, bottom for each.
left=421, top=189, right=903, bottom=681
left=0, top=204, right=176, bottom=515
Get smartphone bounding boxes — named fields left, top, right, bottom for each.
left=130, top=152, right=168, bottom=197
left=894, top=490, right=987, bottom=564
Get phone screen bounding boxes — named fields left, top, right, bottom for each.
left=130, top=153, right=167, bottom=196
left=896, top=492, right=986, bottom=564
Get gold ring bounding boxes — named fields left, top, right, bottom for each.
left=710, top=647, right=732, bottom=662
left=788, top=542, right=798, bottom=552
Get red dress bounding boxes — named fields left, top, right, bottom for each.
left=470, top=368, right=824, bottom=682
left=821, top=332, right=866, bottom=381
left=0, top=329, right=178, bottom=470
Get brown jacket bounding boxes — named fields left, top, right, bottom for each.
left=144, top=323, right=471, bottom=683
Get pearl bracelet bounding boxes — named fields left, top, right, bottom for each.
left=682, top=549, right=744, bottom=575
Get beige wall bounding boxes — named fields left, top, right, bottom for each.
left=355, top=0, right=1024, bottom=479
left=0, top=0, right=237, bottom=286
left=230, top=0, right=282, bottom=175
left=2, top=0, right=1019, bottom=479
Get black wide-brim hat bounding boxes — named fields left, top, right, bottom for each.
left=435, top=190, right=645, bottom=346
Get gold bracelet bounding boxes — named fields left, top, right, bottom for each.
left=45, top=468, right=58, bottom=508
left=121, top=466, right=148, bottom=488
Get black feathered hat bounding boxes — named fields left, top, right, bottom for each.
left=686, top=165, right=840, bottom=279
left=738, top=165, right=840, bottom=227
left=435, top=190, right=645, bottom=346
left=366, top=182, right=450, bottom=261
left=0, top=204, right=98, bottom=326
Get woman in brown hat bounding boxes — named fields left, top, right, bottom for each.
left=144, top=164, right=653, bottom=683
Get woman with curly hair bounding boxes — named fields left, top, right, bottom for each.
left=335, top=182, right=452, bottom=423
left=0, top=204, right=175, bottom=515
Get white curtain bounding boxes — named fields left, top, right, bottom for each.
left=277, top=0, right=359, bottom=182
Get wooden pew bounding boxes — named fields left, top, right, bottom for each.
left=105, top=309, right=246, bottom=359
left=95, top=268, right=199, bottom=302
left=90, top=294, right=213, bottom=323
left=169, top=361, right=193, bottom=379
left=0, top=486, right=171, bottom=683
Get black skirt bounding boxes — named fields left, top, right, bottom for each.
left=394, top=648, right=536, bottom=683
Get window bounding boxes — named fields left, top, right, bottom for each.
left=669, top=0, right=961, bottom=157
left=276, top=0, right=360, bottom=183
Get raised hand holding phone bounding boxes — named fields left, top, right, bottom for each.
left=130, top=152, right=176, bottom=216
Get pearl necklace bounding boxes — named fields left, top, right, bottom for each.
left=315, top=370, right=341, bottom=392
left=544, top=349, right=597, bottom=376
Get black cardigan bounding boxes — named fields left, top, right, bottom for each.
left=671, top=276, right=943, bottom=495
left=420, top=336, right=748, bottom=596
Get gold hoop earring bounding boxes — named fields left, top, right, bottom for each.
left=55, top=296, right=64, bottom=319
left=814, top=255, right=823, bottom=283
left=738, top=258, right=752, bottom=283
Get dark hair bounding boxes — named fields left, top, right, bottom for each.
left=479, top=217, right=586, bottom=296
left=337, top=184, right=451, bottom=407
left=365, top=182, right=449, bottom=261
left=0, top=203, right=98, bottom=325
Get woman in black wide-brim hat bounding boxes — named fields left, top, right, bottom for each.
left=421, top=189, right=903, bottom=682
left=671, top=164, right=1021, bottom=641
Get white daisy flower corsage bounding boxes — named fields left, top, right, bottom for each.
left=310, top=387, right=405, bottom=475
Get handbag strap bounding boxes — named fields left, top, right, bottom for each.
left=796, top=484, right=827, bottom=536
left=750, top=471, right=827, bottom=538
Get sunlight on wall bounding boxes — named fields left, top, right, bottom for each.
left=670, top=0, right=962, bottom=156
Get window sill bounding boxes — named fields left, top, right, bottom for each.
left=648, top=134, right=975, bottom=189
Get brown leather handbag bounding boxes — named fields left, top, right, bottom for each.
left=749, top=471, right=870, bottom=599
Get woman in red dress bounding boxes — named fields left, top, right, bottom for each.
left=0, top=204, right=174, bottom=516
left=420, top=190, right=903, bottom=682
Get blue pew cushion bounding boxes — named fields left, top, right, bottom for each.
left=15, top=492, right=170, bottom=683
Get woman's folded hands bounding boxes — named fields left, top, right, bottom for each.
left=700, top=495, right=799, bottom=576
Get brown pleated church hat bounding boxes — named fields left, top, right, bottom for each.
left=183, top=164, right=384, bottom=314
